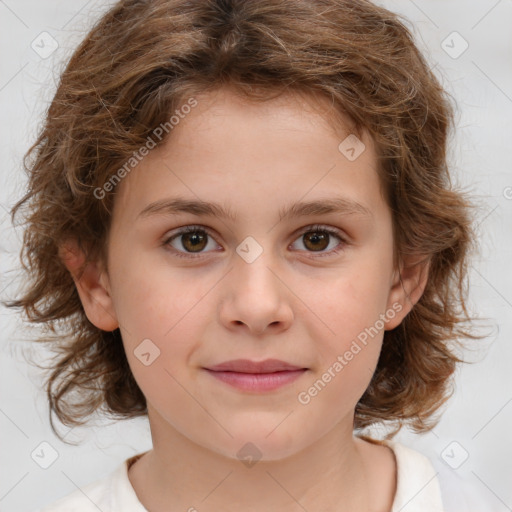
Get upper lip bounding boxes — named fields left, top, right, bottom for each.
left=205, top=359, right=306, bottom=373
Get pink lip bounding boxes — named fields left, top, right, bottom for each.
left=203, top=359, right=308, bottom=392
left=206, top=358, right=305, bottom=373
left=204, top=368, right=307, bottom=392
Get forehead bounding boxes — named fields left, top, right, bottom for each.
left=111, top=87, right=383, bottom=225
left=168, top=86, right=361, bottom=150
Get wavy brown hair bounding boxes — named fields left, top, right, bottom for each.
left=6, top=0, right=479, bottom=441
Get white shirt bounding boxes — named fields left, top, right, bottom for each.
left=35, top=441, right=496, bottom=511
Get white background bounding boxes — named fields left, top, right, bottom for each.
left=0, top=1, right=511, bottom=511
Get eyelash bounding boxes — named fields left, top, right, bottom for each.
left=162, top=224, right=348, bottom=260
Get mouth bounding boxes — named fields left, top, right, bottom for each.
left=205, top=358, right=307, bottom=373
left=203, top=359, right=308, bottom=392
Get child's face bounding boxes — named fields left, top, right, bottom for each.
left=72, top=87, right=421, bottom=460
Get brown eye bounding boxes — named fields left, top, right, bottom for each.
left=181, top=231, right=208, bottom=252
left=164, top=224, right=346, bottom=260
left=290, top=225, right=345, bottom=257
left=302, top=231, right=330, bottom=251
left=164, top=226, right=220, bottom=257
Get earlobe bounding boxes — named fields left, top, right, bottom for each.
left=58, top=240, right=119, bottom=332
left=384, top=255, right=430, bottom=331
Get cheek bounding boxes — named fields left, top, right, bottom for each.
left=299, top=283, right=385, bottom=413
left=109, top=253, right=205, bottom=338
left=110, top=263, right=217, bottom=393
left=309, top=267, right=391, bottom=339
left=113, top=276, right=203, bottom=411
left=301, top=258, right=392, bottom=381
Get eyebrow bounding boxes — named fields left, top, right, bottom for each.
left=137, top=196, right=372, bottom=222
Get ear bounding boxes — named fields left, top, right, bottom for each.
left=384, top=254, right=430, bottom=331
left=58, top=240, right=119, bottom=331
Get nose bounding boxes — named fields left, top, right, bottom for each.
left=217, top=250, right=294, bottom=336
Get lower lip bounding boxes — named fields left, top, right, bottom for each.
left=204, top=369, right=307, bottom=392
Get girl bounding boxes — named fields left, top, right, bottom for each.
left=7, top=0, right=490, bottom=510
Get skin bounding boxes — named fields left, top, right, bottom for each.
left=60, top=86, right=429, bottom=512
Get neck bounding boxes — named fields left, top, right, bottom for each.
left=128, top=408, right=387, bottom=512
